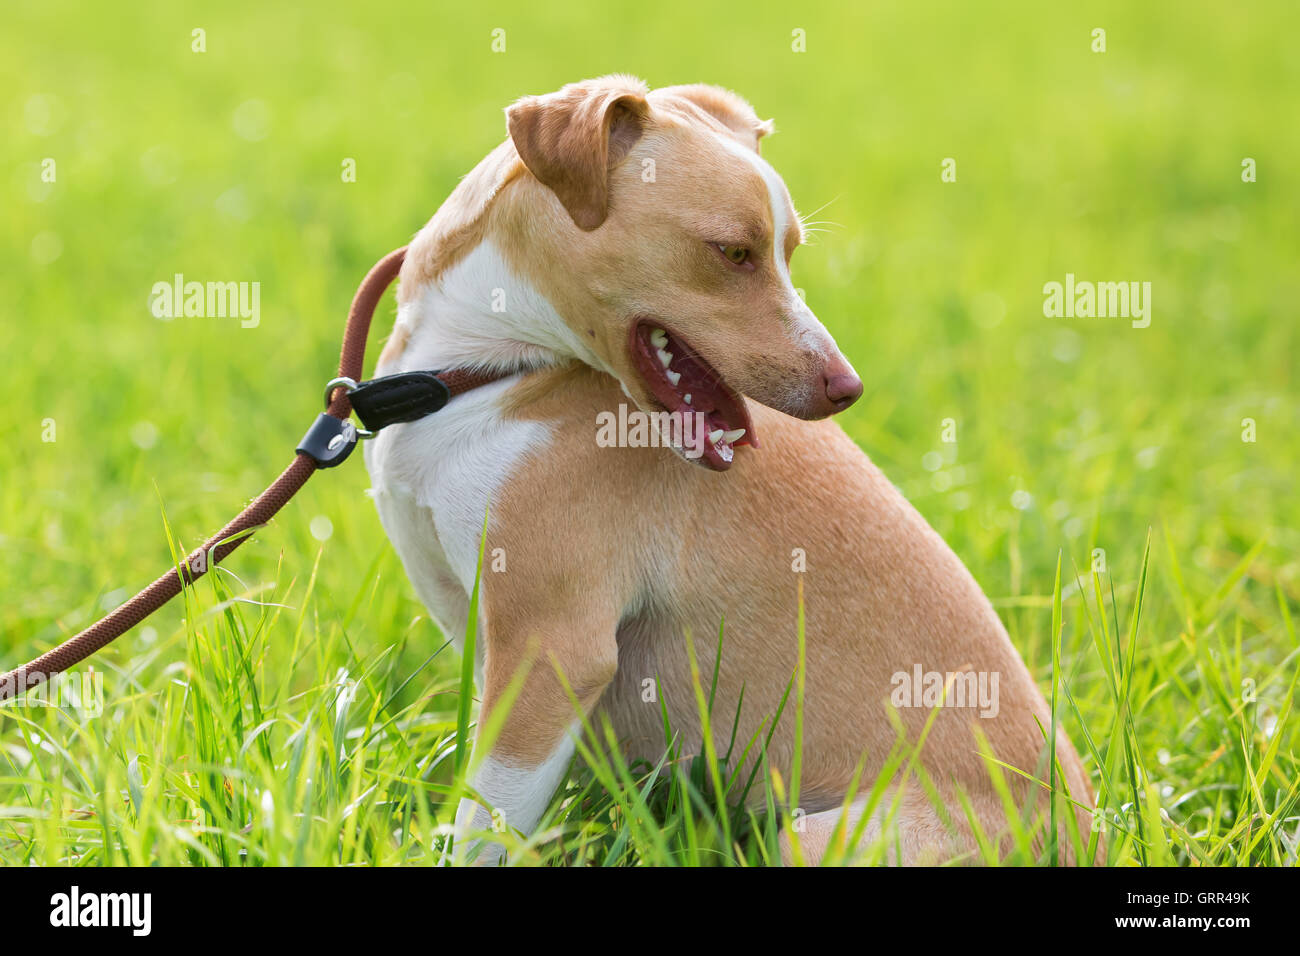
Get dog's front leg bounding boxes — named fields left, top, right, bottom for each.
left=449, top=605, right=619, bottom=866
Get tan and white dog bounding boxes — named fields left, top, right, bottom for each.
left=364, top=75, right=1094, bottom=865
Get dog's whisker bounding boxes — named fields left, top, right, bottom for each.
left=798, top=195, right=841, bottom=226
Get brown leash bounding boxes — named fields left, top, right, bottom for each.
left=0, top=246, right=507, bottom=702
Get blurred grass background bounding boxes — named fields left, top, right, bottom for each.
left=1, top=0, right=1297, bottom=864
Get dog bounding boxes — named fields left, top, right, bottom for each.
left=364, top=75, right=1095, bottom=864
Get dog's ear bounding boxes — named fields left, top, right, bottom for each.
left=506, top=76, right=650, bottom=230
left=651, top=84, right=773, bottom=153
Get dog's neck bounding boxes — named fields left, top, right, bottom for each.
left=393, top=237, right=607, bottom=379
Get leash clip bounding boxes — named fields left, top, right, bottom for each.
left=322, top=375, right=377, bottom=434
left=303, top=369, right=456, bottom=466
left=324, top=376, right=358, bottom=411
left=297, top=413, right=359, bottom=468
left=299, top=377, right=375, bottom=467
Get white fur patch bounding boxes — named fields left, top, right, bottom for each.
left=366, top=380, right=550, bottom=596
left=395, top=240, right=608, bottom=377
left=453, top=724, right=580, bottom=864
left=715, top=135, right=839, bottom=357
left=365, top=240, right=562, bottom=657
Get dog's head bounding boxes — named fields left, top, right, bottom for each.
left=500, top=75, right=862, bottom=470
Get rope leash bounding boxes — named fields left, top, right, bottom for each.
left=0, top=245, right=504, bottom=702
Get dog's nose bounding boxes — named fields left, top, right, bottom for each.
left=825, top=371, right=863, bottom=411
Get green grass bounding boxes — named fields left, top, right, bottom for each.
left=2, top=0, right=1297, bottom=865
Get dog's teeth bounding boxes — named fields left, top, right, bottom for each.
left=683, top=393, right=692, bottom=404
left=708, top=428, right=724, bottom=444
left=722, top=428, right=746, bottom=443
left=665, top=370, right=681, bottom=386
left=657, top=349, right=673, bottom=368
left=650, top=329, right=668, bottom=348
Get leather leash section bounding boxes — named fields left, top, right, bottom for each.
left=0, top=246, right=507, bottom=702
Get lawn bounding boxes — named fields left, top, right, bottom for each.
left=1, top=0, right=1297, bottom=865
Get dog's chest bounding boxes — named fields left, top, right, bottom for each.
left=362, top=379, right=552, bottom=642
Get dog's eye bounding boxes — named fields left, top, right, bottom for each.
left=716, top=244, right=750, bottom=265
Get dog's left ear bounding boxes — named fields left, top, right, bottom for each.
left=506, top=75, right=650, bottom=230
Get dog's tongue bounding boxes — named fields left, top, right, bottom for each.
left=667, top=349, right=750, bottom=437
left=632, top=321, right=757, bottom=470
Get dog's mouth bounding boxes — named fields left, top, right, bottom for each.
left=628, top=319, right=757, bottom=471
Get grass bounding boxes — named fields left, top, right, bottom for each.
left=1, top=0, right=1297, bottom=865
